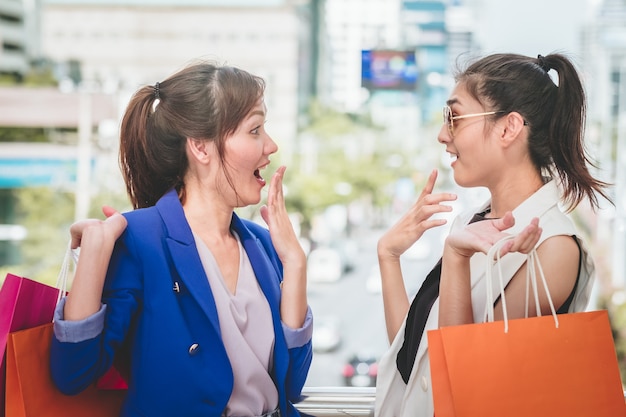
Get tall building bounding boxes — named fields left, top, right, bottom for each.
left=0, top=0, right=29, bottom=79
left=40, top=0, right=313, bottom=164
left=317, top=0, right=402, bottom=112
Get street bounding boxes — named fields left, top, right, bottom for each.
left=304, top=225, right=446, bottom=387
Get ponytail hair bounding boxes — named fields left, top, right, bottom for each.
left=456, top=53, right=612, bottom=211
left=119, top=61, right=265, bottom=209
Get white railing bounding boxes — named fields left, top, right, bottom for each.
left=294, top=387, right=626, bottom=417
left=295, top=387, right=375, bottom=417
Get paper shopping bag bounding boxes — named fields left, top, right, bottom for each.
left=5, top=323, right=125, bottom=417
left=0, top=274, right=61, bottom=416
left=427, top=310, right=626, bottom=417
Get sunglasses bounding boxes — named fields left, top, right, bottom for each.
left=443, top=105, right=502, bottom=137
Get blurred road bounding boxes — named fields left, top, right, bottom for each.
left=304, top=225, right=446, bottom=387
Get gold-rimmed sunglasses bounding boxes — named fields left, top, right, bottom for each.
left=443, top=105, right=503, bottom=137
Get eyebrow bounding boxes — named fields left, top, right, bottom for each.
left=245, top=110, right=266, bottom=125
left=446, top=98, right=460, bottom=106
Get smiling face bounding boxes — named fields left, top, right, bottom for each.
left=437, top=83, right=503, bottom=188
left=220, top=97, right=278, bottom=207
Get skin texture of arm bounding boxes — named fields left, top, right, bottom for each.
left=260, top=166, right=308, bottom=329
left=492, top=234, right=580, bottom=319
left=63, top=206, right=128, bottom=321
left=377, top=169, right=457, bottom=343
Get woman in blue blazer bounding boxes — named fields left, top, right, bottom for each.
left=50, top=61, right=313, bottom=417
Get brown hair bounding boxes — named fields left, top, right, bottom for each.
left=455, top=53, right=612, bottom=211
left=119, top=61, right=266, bottom=209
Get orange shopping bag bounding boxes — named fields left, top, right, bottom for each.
left=427, top=236, right=626, bottom=417
left=5, top=323, right=125, bottom=417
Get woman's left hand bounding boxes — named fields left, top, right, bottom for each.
left=259, top=165, right=306, bottom=268
left=445, top=212, right=542, bottom=259
left=260, top=165, right=308, bottom=328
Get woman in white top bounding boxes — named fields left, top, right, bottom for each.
left=375, top=52, right=612, bottom=417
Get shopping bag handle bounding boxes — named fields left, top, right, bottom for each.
left=484, top=235, right=559, bottom=332
left=54, top=239, right=79, bottom=306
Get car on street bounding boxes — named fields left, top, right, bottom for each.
left=341, top=353, right=378, bottom=387
left=312, top=315, right=342, bottom=353
left=307, top=247, right=343, bottom=283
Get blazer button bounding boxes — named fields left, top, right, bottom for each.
left=188, top=343, right=200, bottom=355
left=420, top=376, right=429, bottom=392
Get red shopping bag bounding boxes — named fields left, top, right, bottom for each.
left=0, top=274, right=60, bottom=417
left=6, top=323, right=125, bottom=417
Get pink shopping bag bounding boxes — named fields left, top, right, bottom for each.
left=0, top=273, right=60, bottom=417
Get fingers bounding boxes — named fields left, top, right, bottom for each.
left=418, top=169, right=438, bottom=198
left=267, top=166, right=286, bottom=209
left=490, top=211, right=515, bottom=232
left=68, top=210, right=127, bottom=250
left=498, top=217, right=542, bottom=256
left=104, top=212, right=128, bottom=239
left=102, top=205, right=120, bottom=218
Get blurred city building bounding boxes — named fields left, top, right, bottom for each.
left=0, top=0, right=29, bottom=79
left=0, top=0, right=623, bottom=292
left=39, top=0, right=316, bottom=164
left=581, top=0, right=626, bottom=289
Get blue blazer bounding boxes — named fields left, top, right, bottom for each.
left=51, top=189, right=313, bottom=417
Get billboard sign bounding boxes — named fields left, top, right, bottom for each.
left=361, top=50, right=419, bottom=91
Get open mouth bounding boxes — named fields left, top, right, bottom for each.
left=254, top=169, right=266, bottom=185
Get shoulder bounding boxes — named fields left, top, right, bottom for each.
left=122, top=206, right=164, bottom=234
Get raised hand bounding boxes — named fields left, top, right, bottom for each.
left=259, top=166, right=306, bottom=267
left=259, top=166, right=307, bottom=328
left=378, top=169, right=457, bottom=260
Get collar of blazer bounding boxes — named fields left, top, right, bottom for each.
left=153, top=188, right=282, bottom=339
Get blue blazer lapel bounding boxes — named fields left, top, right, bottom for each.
left=231, top=214, right=281, bottom=312
left=155, top=189, right=222, bottom=338
left=231, top=214, right=289, bottom=398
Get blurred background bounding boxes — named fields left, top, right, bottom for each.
left=0, top=0, right=624, bottom=388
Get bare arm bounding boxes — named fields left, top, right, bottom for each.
left=260, top=166, right=308, bottom=329
left=63, top=206, right=127, bottom=321
left=377, top=169, right=457, bottom=343
left=492, top=234, right=579, bottom=320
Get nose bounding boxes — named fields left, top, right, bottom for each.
left=437, top=123, right=451, bottom=144
left=265, top=134, right=278, bottom=155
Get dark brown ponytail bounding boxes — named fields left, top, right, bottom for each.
left=457, top=53, right=612, bottom=211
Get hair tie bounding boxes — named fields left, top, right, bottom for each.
left=537, top=54, right=550, bottom=73
left=152, top=82, right=161, bottom=113
left=154, top=82, right=160, bottom=99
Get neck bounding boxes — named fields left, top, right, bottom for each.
left=487, top=173, right=545, bottom=219
left=182, top=189, right=234, bottom=239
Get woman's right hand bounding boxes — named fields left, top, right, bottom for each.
left=377, top=169, right=457, bottom=260
left=64, top=206, right=127, bottom=321
left=70, top=205, right=127, bottom=250
left=377, top=169, right=457, bottom=342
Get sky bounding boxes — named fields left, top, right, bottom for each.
left=471, top=0, right=600, bottom=59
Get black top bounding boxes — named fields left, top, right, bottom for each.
left=395, top=211, right=581, bottom=384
